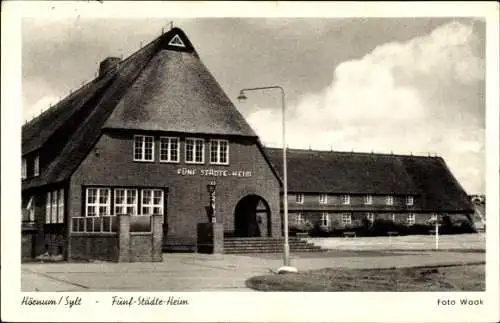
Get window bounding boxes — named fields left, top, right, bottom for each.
left=321, top=212, right=330, bottom=226
left=26, top=196, right=35, bottom=222
left=295, top=193, right=304, bottom=204
left=134, top=135, right=154, bottom=161
left=86, top=188, right=110, bottom=217
left=341, top=212, right=352, bottom=224
left=114, top=189, right=138, bottom=215
left=46, top=192, right=51, bottom=223
left=51, top=190, right=58, bottom=223
left=22, top=158, right=27, bottom=180
left=341, top=194, right=350, bottom=205
left=296, top=212, right=304, bottom=224
left=385, top=195, right=394, bottom=205
left=407, top=213, right=416, bottom=225
left=364, top=195, right=373, bottom=205
left=160, top=137, right=179, bottom=163
left=141, top=189, right=164, bottom=215
left=46, top=189, right=64, bottom=223
left=366, top=212, right=375, bottom=222
left=57, top=189, right=64, bottom=223
left=406, top=196, right=414, bottom=206
left=185, top=138, right=204, bottom=164
left=391, top=213, right=396, bottom=222
left=34, top=155, right=40, bottom=177
left=319, top=194, right=328, bottom=205
left=210, top=140, right=229, bottom=165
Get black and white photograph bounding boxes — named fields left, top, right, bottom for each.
left=2, top=1, right=499, bottom=322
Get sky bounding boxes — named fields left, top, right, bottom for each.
left=21, top=16, right=486, bottom=194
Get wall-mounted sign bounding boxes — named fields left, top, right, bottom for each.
left=177, top=168, right=252, bottom=177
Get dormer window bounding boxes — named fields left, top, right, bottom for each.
left=34, top=155, right=40, bottom=177
left=341, top=194, right=350, bottom=205
left=405, top=196, right=414, bottom=206
left=385, top=195, right=394, bottom=206
left=22, top=158, right=27, bottom=179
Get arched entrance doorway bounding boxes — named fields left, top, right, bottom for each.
left=234, top=195, right=271, bottom=237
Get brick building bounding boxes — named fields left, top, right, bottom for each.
left=265, top=148, right=474, bottom=230
left=21, top=27, right=474, bottom=260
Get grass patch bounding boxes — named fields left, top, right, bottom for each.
left=246, top=263, right=485, bottom=292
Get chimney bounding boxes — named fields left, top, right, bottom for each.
left=99, top=57, right=121, bottom=77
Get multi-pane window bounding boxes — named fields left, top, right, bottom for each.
left=319, top=194, right=328, bottom=205
left=57, top=189, right=64, bottom=223
left=26, top=196, right=35, bottom=222
left=141, top=189, right=164, bottom=215
left=366, top=212, right=375, bottom=222
left=51, top=190, right=58, bottom=223
left=295, top=193, right=304, bottom=204
left=296, top=212, right=304, bottom=224
left=210, top=140, right=229, bottom=165
left=406, top=196, right=414, bottom=206
left=160, top=137, right=179, bottom=163
left=185, top=138, right=204, bottom=164
left=34, top=155, right=40, bottom=176
left=86, top=188, right=110, bottom=217
left=385, top=195, right=394, bottom=206
left=341, top=194, right=350, bottom=205
left=134, top=135, right=154, bottom=161
left=321, top=212, right=330, bottom=226
left=114, top=189, right=138, bottom=215
left=46, top=192, right=51, bottom=223
left=22, top=158, right=27, bottom=179
left=407, top=213, right=416, bottom=225
left=341, top=212, right=352, bottom=224
left=364, top=195, right=373, bottom=205
left=45, top=189, right=64, bottom=223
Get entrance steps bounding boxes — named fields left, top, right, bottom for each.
left=223, top=237, right=324, bottom=254
left=163, top=237, right=324, bottom=253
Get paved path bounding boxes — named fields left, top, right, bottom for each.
left=22, top=250, right=484, bottom=292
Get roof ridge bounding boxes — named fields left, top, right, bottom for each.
left=265, top=146, right=441, bottom=159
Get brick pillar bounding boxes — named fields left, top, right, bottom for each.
left=151, top=214, right=163, bottom=262
left=118, top=214, right=130, bottom=262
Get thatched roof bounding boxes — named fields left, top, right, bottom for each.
left=265, top=148, right=474, bottom=213
left=22, top=28, right=257, bottom=189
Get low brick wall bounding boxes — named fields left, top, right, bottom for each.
left=70, top=233, right=119, bottom=262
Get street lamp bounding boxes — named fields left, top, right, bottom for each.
left=237, top=86, right=293, bottom=269
left=206, top=181, right=216, bottom=223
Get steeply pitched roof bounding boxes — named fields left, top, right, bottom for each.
left=22, top=28, right=257, bottom=189
left=265, top=148, right=473, bottom=212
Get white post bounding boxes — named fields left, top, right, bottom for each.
left=435, top=216, right=439, bottom=250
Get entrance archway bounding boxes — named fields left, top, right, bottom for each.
left=234, top=195, right=271, bottom=237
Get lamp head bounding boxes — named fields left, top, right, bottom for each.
left=207, top=181, right=216, bottom=194
left=237, top=90, right=247, bottom=103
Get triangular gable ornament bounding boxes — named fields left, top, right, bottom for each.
left=168, top=34, right=185, bottom=48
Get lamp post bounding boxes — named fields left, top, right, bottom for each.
left=207, top=181, right=216, bottom=223
left=237, top=86, right=291, bottom=268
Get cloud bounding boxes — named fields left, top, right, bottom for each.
left=246, top=20, right=485, bottom=193
left=24, top=95, right=59, bottom=122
